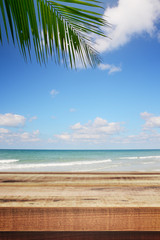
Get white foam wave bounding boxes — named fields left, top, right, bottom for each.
left=0, top=159, right=112, bottom=170
left=142, top=161, right=155, bottom=165
left=120, top=156, right=160, bottom=160
left=0, top=159, right=19, bottom=163
left=139, top=156, right=160, bottom=159
left=77, top=164, right=120, bottom=172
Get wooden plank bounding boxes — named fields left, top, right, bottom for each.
left=0, top=207, right=160, bottom=231
left=0, top=173, right=160, bottom=208
left=0, top=173, right=160, bottom=231
left=0, top=232, right=160, bottom=240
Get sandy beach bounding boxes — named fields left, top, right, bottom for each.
left=0, top=172, right=160, bottom=232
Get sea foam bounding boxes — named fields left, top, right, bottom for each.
left=0, top=159, right=19, bottom=163
left=120, top=155, right=160, bottom=160
left=0, top=159, right=112, bottom=170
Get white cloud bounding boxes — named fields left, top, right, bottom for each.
left=98, top=63, right=122, bottom=74
left=52, top=113, right=160, bottom=147
left=140, top=112, right=153, bottom=120
left=56, top=133, right=71, bottom=140
left=20, top=131, right=40, bottom=142
left=141, top=112, right=160, bottom=129
left=111, top=112, right=160, bottom=146
left=92, top=117, right=107, bottom=126
left=50, top=89, right=59, bottom=97
left=0, top=113, right=26, bottom=127
left=95, top=0, right=160, bottom=52
left=0, top=128, right=9, bottom=134
left=0, top=129, right=40, bottom=144
left=69, top=108, right=76, bottom=112
left=29, top=116, right=37, bottom=122
left=33, top=129, right=40, bottom=135
left=112, top=129, right=160, bottom=146
left=55, top=117, right=124, bottom=143
left=71, top=122, right=81, bottom=130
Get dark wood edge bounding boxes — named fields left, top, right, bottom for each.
left=0, top=231, right=160, bottom=240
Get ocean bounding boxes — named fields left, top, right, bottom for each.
left=0, top=149, right=160, bottom=172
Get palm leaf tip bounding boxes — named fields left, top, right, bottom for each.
left=0, top=0, right=107, bottom=68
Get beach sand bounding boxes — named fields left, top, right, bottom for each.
left=0, top=172, right=160, bottom=232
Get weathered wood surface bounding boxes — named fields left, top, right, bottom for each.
left=0, top=172, right=160, bottom=231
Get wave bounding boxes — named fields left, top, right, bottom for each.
left=120, top=156, right=160, bottom=160
left=142, top=161, right=155, bottom=164
left=0, top=159, right=112, bottom=170
left=78, top=163, right=121, bottom=172
left=0, top=159, right=19, bottom=163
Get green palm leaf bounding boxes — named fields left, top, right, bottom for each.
left=0, top=0, right=107, bottom=68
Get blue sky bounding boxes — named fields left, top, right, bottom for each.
left=1, top=0, right=160, bottom=149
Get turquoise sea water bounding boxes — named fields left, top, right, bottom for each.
left=0, top=149, right=160, bottom=172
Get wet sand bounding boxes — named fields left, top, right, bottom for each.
left=0, top=172, right=160, bottom=231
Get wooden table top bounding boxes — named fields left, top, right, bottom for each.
left=0, top=172, right=160, bottom=231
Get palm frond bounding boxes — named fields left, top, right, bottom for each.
left=0, top=0, right=107, bottom=68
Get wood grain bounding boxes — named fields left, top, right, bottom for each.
left=1, top=207, right=160, bottom=231
left=0, top=172, right=160, bottom=231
